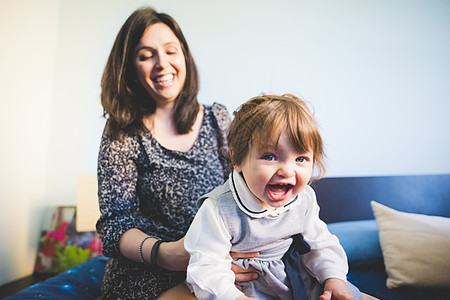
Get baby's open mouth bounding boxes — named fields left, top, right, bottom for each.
left=267, top=184, right=293, bottom=200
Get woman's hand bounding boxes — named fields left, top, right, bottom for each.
left=158, top=237, right=190, bottom=271
left=230, top=251, right=259, bottom=286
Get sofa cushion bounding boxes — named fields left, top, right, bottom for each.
left=327, top=219, right=382, bottom=268
left=371, top=201, right=450, bottom=289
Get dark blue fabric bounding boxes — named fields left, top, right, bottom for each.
left=5, top=256, right=108, bottom=300
left=348, top=265, right=450, bottom=300
left=327, top=220, right=383, bottom=267
left=282, top=234, right=310, bottom=300
left=311, top=174, right=450, bottom=223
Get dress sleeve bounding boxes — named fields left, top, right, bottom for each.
left=185, top=198, right=244, bottom=300
left=300, top=186, right=349, bottom=283
left=95, top=132, right=151, bottom=258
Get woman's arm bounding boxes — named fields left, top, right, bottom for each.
left=119, top=228, right=261, bottom=275
left=118, top=228, right=190, bottom=270
left=96, top=132, right=154, bottom=257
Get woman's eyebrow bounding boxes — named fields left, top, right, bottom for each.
left=135, top=41, right=179, bottom=53
left=135, top=45, right=153, bottom=54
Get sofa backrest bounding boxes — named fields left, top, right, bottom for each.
left=311, top=174, right=450, bottom=223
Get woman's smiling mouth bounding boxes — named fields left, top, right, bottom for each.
left=153, top=74, right=174, bottom=85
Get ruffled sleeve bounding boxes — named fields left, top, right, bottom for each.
left=95, top=131, right=151, bottom=258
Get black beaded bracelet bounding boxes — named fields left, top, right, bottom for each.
left=150, top=239, right=164, bottom=267
left=138, top=236, right=151, bottom=265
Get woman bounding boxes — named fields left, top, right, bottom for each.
left=96, top=7, right=251, bottom=299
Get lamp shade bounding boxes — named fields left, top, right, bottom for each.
left=76, top=175, right=100, bottom=232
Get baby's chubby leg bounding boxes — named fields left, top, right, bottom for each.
left=157, top=282, right=196, bottom=300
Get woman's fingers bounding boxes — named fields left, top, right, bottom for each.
left=231, top=263, right=258, bottom=282
left=230, top=251, right=259, bottom=259
left=230, top=251, right=259, bottom=282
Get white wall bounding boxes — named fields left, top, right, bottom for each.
left=0, top=0, right=60, bottom=285
left=1, top=0, right=449, bottom=285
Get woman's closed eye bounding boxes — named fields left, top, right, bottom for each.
left=165, top=45, right=179, bottom=55
left=137, top=50, right=153, bottom=61
left=139, top=55, right=151, bottom=61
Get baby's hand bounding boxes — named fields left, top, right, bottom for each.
left=235, top=296, right=257, bottom=300
left=320, top=278, right=357, bottom=300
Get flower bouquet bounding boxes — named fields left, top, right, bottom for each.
left=34, top=206, right=103, bottom=274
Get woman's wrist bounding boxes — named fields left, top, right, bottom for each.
left=139, top=236, right=152, bottom=265
left=150, top=239, right=164, bottom=266
left=157, top=238, right=190, bottom=271
left=139, top=237, right=166, bottom=267
left=119, top=229, right=159, bottom=264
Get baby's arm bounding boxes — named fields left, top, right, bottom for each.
left=320, top=278, right=357, bottom=300
left=301, top=187, right=349, bottom=283
left=185, top=198, right=244, bottom=300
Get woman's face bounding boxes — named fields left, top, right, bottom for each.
left=134, top=23, right=187, bottom=107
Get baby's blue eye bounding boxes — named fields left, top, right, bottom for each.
left=296, top=157, right=305, bottom=163
left=263, top=154, right=275, bottom=161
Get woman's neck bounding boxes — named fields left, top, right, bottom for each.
left=143, top=104, right=204, bottom=152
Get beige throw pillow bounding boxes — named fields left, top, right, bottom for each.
left=371, top=201, right=450, bottom=289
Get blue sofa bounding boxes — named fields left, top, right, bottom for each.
left=6, top=174, right=450, bottom=300
left=5, top=254, right=107, bottom=299
left=313, top=174, right=450, bottom=300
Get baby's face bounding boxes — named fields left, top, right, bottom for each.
left=234, top=130, right=314, bottom=210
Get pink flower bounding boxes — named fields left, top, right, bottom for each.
left=39, top=240, right=57, bottom=257
left=87, top=236, right=103, bottom=255
left=47, top=221, right=69, bottom=243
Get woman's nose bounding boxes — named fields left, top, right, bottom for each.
left=155, top=52, right=169, bottom=68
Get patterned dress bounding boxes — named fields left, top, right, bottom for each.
left=96, top=103, right=231, bottom=299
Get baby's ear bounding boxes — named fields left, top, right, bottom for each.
left=229, top=148, right=242, bottom=172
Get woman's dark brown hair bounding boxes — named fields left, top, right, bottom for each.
left=101, top=7, right=199, bottom=138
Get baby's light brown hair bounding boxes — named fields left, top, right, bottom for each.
left=227, top=94, right=326, bottom=181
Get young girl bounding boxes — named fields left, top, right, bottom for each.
left=184, top=94, right=362, bottom=300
